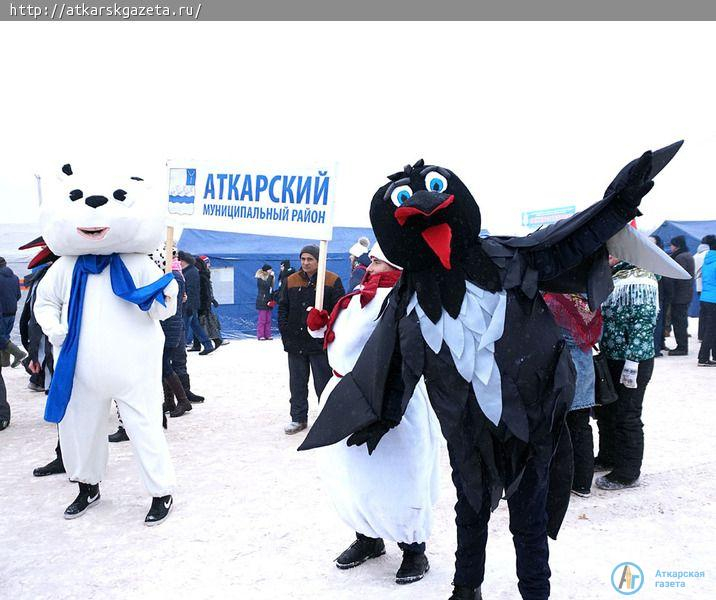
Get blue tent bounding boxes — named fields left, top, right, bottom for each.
left=650, top=220, right=716, bottom=316
left=178, top=226, right=373, bottom=338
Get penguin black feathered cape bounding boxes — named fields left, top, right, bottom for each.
left=299, top=142, right=683, bottom=538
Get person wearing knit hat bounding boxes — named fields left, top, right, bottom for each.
left=255, top=263, right=276, bottom=340
left=348, top=238, right=372, bottom=291
left=278, top=243, right=345, bottom=435
left=664, top=235, right=695, bottom=355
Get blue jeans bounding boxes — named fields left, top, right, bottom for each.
left=1, top=315, right=15, bottom=348
left=183, top=310, right=211, bottom=347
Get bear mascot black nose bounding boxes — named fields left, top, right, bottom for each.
left=85, top=195, right=109, bottom=209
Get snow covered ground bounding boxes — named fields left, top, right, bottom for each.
left=1, top=333, right=715, bottom=600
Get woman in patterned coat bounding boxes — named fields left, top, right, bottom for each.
left=594, top=259, right=659, bottom=490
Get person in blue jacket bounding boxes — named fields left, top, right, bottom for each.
left=697, top=235, right=716, bottom=366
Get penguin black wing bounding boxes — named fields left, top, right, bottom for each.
left=483, top=141, right=683, bottom=309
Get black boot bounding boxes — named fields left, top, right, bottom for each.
left=178, top=372, right=204, bottom=403
left=396, top=549, right=430, bottom=585
left=33, top=456, right=66, bottom=477
left=335, top=534, right=386, bottom=569
left=167, top=373, right=192, bottom=418
left=162, top=379, right=176, bottom=413
left=145, top=494, right=173, bottom=526
left=187, top=338, right=201, bottom=352
left=64, top=482, right=100, bottom=519
left=3, top=340, right=27, bottom=369
left=108, top=426, right=129, bottom=443
left=449, top=586, right=482, bottom=600
left=198, top=341, right=215, bottom=356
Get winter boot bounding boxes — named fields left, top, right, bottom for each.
left=178, top=372, right=204, bottom=403
left=213, top=337, right=228, bottom=347
left=595, top=475, right=640, bottom=490
left=167, top=373, right=192, bottom=418
left=0, top=419, right=8, bottom=431
left=145, top=494, right=173, bottom=526
left=0, top=350, right=10, bottom=367
left=108, top=426, right=129, bottom=443
left=198, top=341, right=215, bottom=356
left=3, top=340, right=27, bottom=369
left=284, top=421, right=307, bottom=435
left=335, top=534, right=386, bottom=569
left=187, top=339, right=201, bottom=352
left=449, top=585, right=482, bottom=600
left=33, top=456, right=66, bottom=477
left=396, top=550, right=430, bottom=584
left=64, top=482, right=100, bottom=519
left=162, top=379, right=176, bottom=413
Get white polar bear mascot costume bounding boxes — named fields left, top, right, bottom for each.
left=34, top=163, right=179, bottom=526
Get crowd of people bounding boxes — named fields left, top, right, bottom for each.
left=2, top=218, right=714, bottom=596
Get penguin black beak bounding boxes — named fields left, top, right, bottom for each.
left=394, top=192, right=454, bottom=226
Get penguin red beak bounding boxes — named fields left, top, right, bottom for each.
left=394, top=193, right=454, bottom=227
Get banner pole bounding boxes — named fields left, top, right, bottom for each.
left=165, top=225, right=175, bottom=274
left=314, top=240, right=329, bottom=310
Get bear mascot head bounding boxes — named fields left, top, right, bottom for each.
left=41, top=163, right=164, bottom=257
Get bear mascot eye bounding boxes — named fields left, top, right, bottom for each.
left=69, top=189, right=83, bottom=201
left=113, top=189, right=127, bottom=201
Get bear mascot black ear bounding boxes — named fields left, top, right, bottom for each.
left=62, top=164, right=73, bottom=176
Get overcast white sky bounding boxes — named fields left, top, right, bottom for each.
left=0, top=21, right=714, bottom=239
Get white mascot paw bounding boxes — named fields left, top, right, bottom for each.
left=48, top=324, right=68, bottom=349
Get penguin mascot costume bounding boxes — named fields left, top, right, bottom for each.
left=299, top=142, right=690, bottom=599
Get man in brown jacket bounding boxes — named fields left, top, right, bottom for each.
left=278, top=245, right=345, bottom=434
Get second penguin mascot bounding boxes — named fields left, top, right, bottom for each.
left=306, top=243, right=441, bottom=585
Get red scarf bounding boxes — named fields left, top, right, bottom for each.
left=324, top=269, right=402, bottom=347
left=543, top=293, right=603, bottom=352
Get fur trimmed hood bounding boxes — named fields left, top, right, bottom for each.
left=255, top=268, right=274, bottom=280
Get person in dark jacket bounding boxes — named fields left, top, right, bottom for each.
left=0, top=256, right=27, bottom=371
left=179, top=251, right=214, bottom=355
left=663, top=236, right=695, bottom=355
left=256, top=264, right=275, bottom=340
left=278, top=244, right=345, bottom=434
left=275, top=259, right=295, bottom=300
left=20, top=265, right=55, bottom=391
left=1, top=256, right=27, bottom=430
left=348, top=237, right=371, bottom=290
left=195, top=256, right=224, bottom=349
left=697, top=235, right=716, bottom=366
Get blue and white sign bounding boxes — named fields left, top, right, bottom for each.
left=521, top=205, right=576, bottom=229
left=167, top=161, right=337, bottom=240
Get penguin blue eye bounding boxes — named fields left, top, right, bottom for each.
left=390, top=185, right=413, bottom=207
left=424, top=171, right=448, bottom=193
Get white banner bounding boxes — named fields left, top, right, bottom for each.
left=166, top=161, right=337, bottom=240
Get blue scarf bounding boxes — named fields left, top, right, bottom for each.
left=45, top=254, right=174, bottom=423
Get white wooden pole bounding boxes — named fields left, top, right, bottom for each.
left=314, top=240, right=329, bottom=310
left=165, top=226, right=175, bottom=274
left=34, top=174, right=43, bottom=206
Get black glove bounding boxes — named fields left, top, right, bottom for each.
left=346, top=421, right=392, bottom=455
left=604, top=151, right=653, bottom=208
